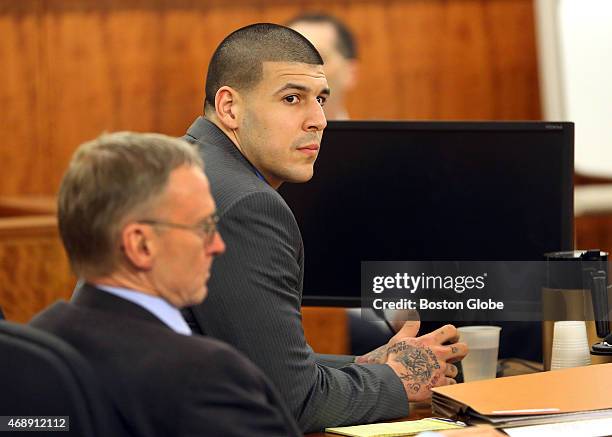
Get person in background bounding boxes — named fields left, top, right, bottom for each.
left=30, top=132, right=301, bottom=437
left=287, top=13, right=358, bottom=120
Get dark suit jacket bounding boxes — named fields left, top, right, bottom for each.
left=30, top=283, right=301, bottom=437
left=182, top=117, right=408, bottom=432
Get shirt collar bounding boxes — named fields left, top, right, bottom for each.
left=95, top=284, right=192, bottom=336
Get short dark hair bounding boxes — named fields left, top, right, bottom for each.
left=204, top=23, right=323, bottom=111
left=286, top=13, right=357, bottom=60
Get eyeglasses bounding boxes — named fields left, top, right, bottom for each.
left=138, top=212, right=219, bottom=246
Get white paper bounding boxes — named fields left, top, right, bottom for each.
left=503, top=417, right=612, bottom=437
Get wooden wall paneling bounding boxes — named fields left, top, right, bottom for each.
left=1, top=0, right=543, bottom=198
left=347, top=1, right=400, bottom=119
left=0, top=0, right=46, bottom=195
left=345, top=0, right=541, bottom=120
left=484, top=0, right=541, bottom=120
left=301, top=306, right=349, bottom=355
left=386, top=1, right=446, bottom=120
left=39, top=2, right=208, bottom=194
left=43, top=2, right=161, bottom=191
left=437, top=1, right=494, bottom=119
left=576, top=214, right=612, bottom=256
left=260, top=1, right=301, bottom=23
left=153, top=5, right=212, bottom=133
left=0, top=0, right=545, bottom=353
left=0, top=216, right=75, bottom=323
left=0, top=195, right=56, bottom=216
left=38, top=1, right=295, bottom=196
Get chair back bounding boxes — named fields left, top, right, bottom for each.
left=0, top=321, right=127, bottom=436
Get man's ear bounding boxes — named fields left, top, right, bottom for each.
left=214, top=86, right=241, bottom=130
left=121, top=223, right=156, bottom=270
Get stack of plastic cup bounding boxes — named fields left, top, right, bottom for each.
left=550, top=321, right=592, bottom=370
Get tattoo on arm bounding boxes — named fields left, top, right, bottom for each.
left=356, top=344, right=388, bottom=364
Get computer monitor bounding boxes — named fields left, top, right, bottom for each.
left=280, top=121, right=574, bottom=307
left=280, top=121, right=573, bottom=360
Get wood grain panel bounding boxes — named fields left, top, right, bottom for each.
left=349, top=1, right=400, bottom=119
left=0, top=211, right=349, bottom=352
left=302, top=306, right=349, bottom=355
left=0, top=195, right=56, bottom=216
left=0, top=0, right=46, bottom=195
left=0, top=216, right=75, bottom=323
left=439, top=1, right=494, bottom=118
left=386, top=1, right=445, bottom=119
left=576, top=214, right=612, bottom=256
left=1, top=0, right=541, bottom=197
left=0, top=0, right=545, bottom=351
left=484, top=0, right=541, bottom=119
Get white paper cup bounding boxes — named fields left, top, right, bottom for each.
left=458, top=326, right=501, bottom=382
left=550, top=321, right=591, bottom=370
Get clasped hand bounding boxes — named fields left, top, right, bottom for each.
left=356, top=321, right=468, bottom=402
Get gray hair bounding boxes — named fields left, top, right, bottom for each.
left=58, top=131, right=203, bottom=277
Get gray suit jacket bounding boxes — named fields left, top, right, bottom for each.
left=183, top=117, right=408, bottom=432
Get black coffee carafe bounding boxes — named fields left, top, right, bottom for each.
left=542, top=250, right=612, bottom=369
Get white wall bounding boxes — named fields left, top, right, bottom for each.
left=536, top=0, right=612, bottom=177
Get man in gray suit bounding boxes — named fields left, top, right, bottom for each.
left=183, top=23, right=467, bottom=432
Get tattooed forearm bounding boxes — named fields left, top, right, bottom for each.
left=355, top=344, right=389, bottom=364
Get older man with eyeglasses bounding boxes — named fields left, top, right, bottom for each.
left=29, top=132, right=301, bottom=437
